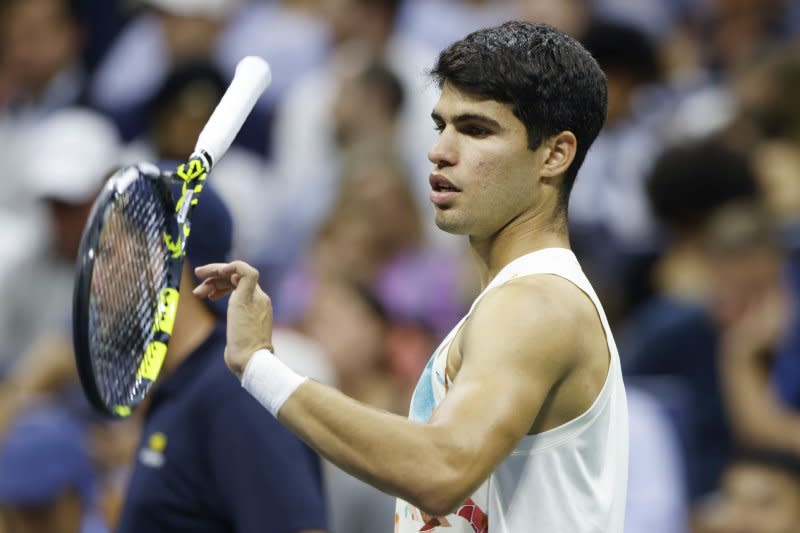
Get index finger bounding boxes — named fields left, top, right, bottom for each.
left=195, top=261, right=260, bottom=292
left=194, top=262, right=233, bottom=280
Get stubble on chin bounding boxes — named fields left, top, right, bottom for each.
left=434, top=208, right=468, bottom=235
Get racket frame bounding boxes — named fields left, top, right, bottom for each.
left=73, top=155, right=210, bottom=417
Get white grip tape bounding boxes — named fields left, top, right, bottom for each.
left=195, top=56, right=272, bottom=167
left=241, top=349, right=307, bottom=417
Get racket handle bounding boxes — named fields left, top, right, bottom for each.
left=194, top=56, right=272, bottom=168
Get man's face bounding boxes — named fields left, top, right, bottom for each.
left=154, top=82, right=220, bottom=160
left=1, top=0, right=78, bottom=95
left=427, top=83, right=546, bottom=239
left=718, top=463, right=800, bottom=533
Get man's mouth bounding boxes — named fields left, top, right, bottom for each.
left=429, top=174, right=460, bottom=192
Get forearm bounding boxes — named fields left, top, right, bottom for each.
left=277, top=379, right=465, bottom=515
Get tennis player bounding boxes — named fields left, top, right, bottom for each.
left=196, top=21, right=628, bottom=532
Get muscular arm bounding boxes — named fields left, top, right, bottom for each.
left=277, top=280, right=579, bottom=516
left=194, top=263, right=583, bottom=516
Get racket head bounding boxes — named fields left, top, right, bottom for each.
left=73, top=164, right=181, bottom=417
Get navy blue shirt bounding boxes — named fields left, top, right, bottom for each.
left=117, top=325, right=327, bottom=533
left=771, top=256, right=800, bottom=407
left=621, top=298, right=732, bottom=501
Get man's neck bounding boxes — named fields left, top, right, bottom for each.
left=469, top=209, right=570, bottom=288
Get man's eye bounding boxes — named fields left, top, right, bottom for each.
left=433, top=123, right=445, bottom=133
left=463, top=125, right=490, bottom=137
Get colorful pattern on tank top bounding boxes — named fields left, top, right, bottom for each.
left=395, top=308, right=488, bottom=532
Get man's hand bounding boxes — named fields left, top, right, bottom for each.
left=194, top=261, right=273, bottom=380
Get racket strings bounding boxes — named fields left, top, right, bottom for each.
left=88, top=178, right=170, bottom=407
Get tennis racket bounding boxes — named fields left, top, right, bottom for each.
left=73, top=56, right=272, bottom=418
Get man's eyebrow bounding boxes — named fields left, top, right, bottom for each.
left=430, top=111, right=502, bottom=130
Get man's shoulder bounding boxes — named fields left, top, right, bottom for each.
left=471, top=274, right=596, bottom=336
left=457, top=273, right=602, bottom=376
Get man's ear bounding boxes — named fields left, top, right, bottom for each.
left=540, top=131, right=577, bottom=183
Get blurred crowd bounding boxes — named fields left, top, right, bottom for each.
left=0, top=0, right=799, bottom=532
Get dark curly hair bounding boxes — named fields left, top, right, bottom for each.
left=430, top=21, right=608, bottom=212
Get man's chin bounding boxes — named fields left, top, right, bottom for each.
left=434, top=215, right=468, bottom=235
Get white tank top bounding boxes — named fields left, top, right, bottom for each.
left=395, top=248, right=629, bottom=533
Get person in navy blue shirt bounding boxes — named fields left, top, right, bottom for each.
left=116, top=184, right=327, bottom=533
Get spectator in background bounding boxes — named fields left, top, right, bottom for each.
left=331, top=61, right=405, bottom=151
left=704, top=0, right=794, bottom=77
left=624, top=385, right=688, bottom=533
left=697, top=449, right=800, bottom=533
left=70, top=0, right=125, bottom=75
left=0, top=407, right=108, bottom=533
left=215, top=0, right=327, bottom=124
left=568, top=20, right=665, bottom=324
left=116, top=184, right=327, bottom=533
left=0, top=0, right=85, bottom=119
left=662, top=0, right=798, bottom=142
left=299, top=278, right=397, bottom=413
left=274, top=142, right=426, bottom=322
left=515, top=0, right=590, bottom=37
left=90, top=0, right=233, bottom=98
left=644, top=141, right=759, bottom=304
left=731, top=51, right=800, bottom=245
left=271, top=141, right=424, bottom=308
left=590, top=0, right=681, bottom=39
left=260, top=61, right=411, bottom=273
left=622, top=140, right=759, bottom=502
left=713, top=204, right=800, bottom=454
left=89, top=0, right=236, bottom=141
left=397, top=0, right=514, bottom=52
left=376, top=248, right=468, bottom=359
left=0, top=108, right=120, bottom=370
left=123, top=61, right=267, bottom=261
left=91, top=0, right=325, bottom=154
left=91, top=0, right=327, bottom=155
left=0, top=0, right=90, bottom=250
left=272, top=0, right=440, bottom=233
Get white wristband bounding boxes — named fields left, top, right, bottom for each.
left=241, top=348, right=307, bottom=417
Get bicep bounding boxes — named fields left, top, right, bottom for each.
left=427, top=285, right=575, bottom=490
